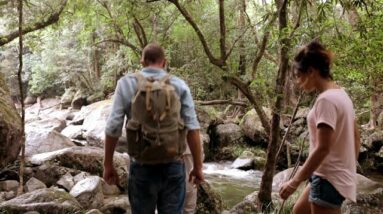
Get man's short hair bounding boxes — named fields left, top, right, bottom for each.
left=141, top=43, right=165, bottom=65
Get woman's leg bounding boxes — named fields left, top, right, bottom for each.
left=293, top=185, right=311, bottom=214
left=311, top=203, right=341, bottom=214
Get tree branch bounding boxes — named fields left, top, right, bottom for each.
left=251, top=13, right=277, bottom=79
left=168, top=0, right=223, bottom=67
left=0, top=0, right=68, bottom=47
left=219, top=0, right=227, bottom=61
left=96, top=39, right=141, bottom=55
left=196, top=99, right=247, bottom=107
left=227, top=76, right=271, bottom=135
left=133, top=17, right=148, bottom=48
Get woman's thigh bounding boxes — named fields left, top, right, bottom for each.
left=293, top=185, right=311, bottom=214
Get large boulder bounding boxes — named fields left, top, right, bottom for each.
left=60, top=87, right=77, bottom=109
left=0, top=188, right=83, bottom=213
left=27, top=147, right=129, bottom=189
left=0, top=72, right=23, bottom=168
left=26, top=118, right=66, bottom=133
left=82, top=100, right=112, bottom=147
left=214, top=123, right=244, bottom=147
left=25, top=129, right=76, bottom=156
left=71, top=90, right=87, bottom=110
left=239, top=108, right=271, bottom=144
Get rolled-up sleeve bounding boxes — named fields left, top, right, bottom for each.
left=105, top=80, right=127, bottom=138
left=180, top=83, right=200, bottom=130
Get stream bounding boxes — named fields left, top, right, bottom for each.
left=203, top=162, right=263, bottom=208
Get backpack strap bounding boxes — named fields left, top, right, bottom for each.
left=134, top=73, right=153, bottom=111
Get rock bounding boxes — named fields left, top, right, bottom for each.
left=26, top=118, right=66, bottom=133
left=73, top=172, right=91, bottom=184
left=61, top=87, right=77, bottom=109
left=295, top=107, right=310, bottom=119
left=342, top=188, right=383, bottom=214
left=25, top=177, right=46, bottom=192
left=70, top=176, right=104, bottom=209
left=101, top=180, right=121, bottom=195
left=0, top=188, right=83, bottom=213
left=272, top=167, right=302, bottom=192
left=378, top=111, right=383, bottom=128
left=0, top=170, right=19, bottom=181
left=0, top=180, right=19, bottom=192
left=195, top=105, right=220, bottom=131
left=24, top=96, right=37, bottom=105
left=100, top=195, right=131, bottom=214
left=86, top=91, right=105, bottom=105
left=25, top=129, right=76, bottom=156
left=82, top=100, right=112, bottom=147
left=363, top=130, right=383, bottom=151
left=239, top=108, right=270, bottom=144
left=214, top=123, right=244, bottom=147
left=57, top=172, right=75, bottom=192
left=25, top=98, right=69, bottom=122
left=0, top=72, right=23, bottom=169
left=27, top=147, right=129, bottom=189
left=377, top=147, right=383, bottom=158
left=61, top=125, right=84, bottom=140
left=71, top=90, right=88, bottom=110
left=231, top=151, right=255, bottom=170
left=196, top=182, right=223, bottom=214
left=356, top=174, right=383, bottom=194
left=32, top=163, right=80, bottom=187
left=85, top=209, right=104, bottom=214
left=4, top=191, right=16, bottom=200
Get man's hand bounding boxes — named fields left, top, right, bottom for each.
left=103, top=165, right=120, bottom=185
left=189, top=167, right=204, bottom=185
left=279, top=179, right=300, bottom=200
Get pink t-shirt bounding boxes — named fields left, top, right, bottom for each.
left=307, top=88, right=356, bottom=202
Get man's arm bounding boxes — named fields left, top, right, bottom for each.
left=187, top=129, right=204, bottom=184
left=103, top=135, right=119, bottom=185
left=354, top=120, right=361, bottom=160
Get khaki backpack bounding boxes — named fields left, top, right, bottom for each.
left=126, top=73, right=186, bottom=164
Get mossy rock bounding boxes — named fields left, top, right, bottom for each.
left=0, top=72, right=23, bottom=169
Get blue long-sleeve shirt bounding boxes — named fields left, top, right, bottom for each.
left=105, top=67, right=200, bottom=138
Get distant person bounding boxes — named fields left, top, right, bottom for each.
left=279, top=41, right=360, bottom=214
left=103, top=43, right=204, bottom=214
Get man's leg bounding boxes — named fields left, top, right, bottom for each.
left=128, top=162, right=160, bottom=214
left=183, top=154, right=198, bottom=214
left=157, top=161, right=186, bottom=214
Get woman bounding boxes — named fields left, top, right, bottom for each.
left=279, top=41, right=360, bottom=214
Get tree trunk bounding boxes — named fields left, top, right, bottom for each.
left=238, top=0, right=246, bottom=76
left=258, top=0, right=289, bottom=211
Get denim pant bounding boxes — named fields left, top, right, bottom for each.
left=128, top=160, right=186, bottom=214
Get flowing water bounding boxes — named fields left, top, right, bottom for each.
left=203, top=162, right=264, bottom=208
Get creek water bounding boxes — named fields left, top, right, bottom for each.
left=203, top=162, right=263, bottom=209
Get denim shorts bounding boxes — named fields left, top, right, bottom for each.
left=309, top=175, right=345, bottom=208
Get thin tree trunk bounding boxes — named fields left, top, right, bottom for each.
left=17, top=0, right=26, bottom=196
left=258, top=0, right=290, bottom=211
left=238, top=0, right=246, bottom=76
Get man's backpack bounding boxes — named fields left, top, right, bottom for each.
left=125, top=73, right=186, bottom=164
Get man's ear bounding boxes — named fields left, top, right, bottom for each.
left=162, top=59, right=167, bottom=68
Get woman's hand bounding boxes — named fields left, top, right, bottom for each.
left=279, top=179, right=300, bottom=200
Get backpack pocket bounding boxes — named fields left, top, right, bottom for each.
left=126, top=120, right=141, bottom=158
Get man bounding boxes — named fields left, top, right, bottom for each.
left=103, top=43, right=204, bottom=214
